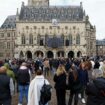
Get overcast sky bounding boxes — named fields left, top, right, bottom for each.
left=0, top=0, right=105, bottom=39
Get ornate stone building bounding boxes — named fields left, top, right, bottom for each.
left=0, top=0, right=96, bottom=59
left=0, top=16, right=16, bottom=60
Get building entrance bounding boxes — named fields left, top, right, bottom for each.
left=47, top=51, right=54, bottom=58
left=68, top=51, right=74, bottom=58
left=26, top=51, right=32, bottom=59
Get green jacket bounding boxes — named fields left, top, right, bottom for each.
left=4, top=63, right=15, bottom=81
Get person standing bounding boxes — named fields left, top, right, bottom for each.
left=0, top=66, right=14, bottom=105
left=4, top=63, right=15, bottom=82
left=99, top=60, right=105, bottom=78
left=78, top=62, right=89, bottom=104
left=43, top=58, right=50, bottom=77
left=68, top=64, right=82, bottom=105
left=17, top=62, right=31, bottom=105
left=86, top=69, right=105, bottom=105
left=54, top=64, right=67, bottom=105
left=28, top=69, right=50, bottom=105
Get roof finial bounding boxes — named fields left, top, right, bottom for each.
left=16, top=8, right=19, bottom=21
left=16, top=8, right=19, bottom=16
left=80, top=2, right=83, bottom=8
left=22, top=1, right=25, bottom=7
left=83, top=10, right=85, bottom=16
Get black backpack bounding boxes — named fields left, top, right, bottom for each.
left=39, top=80, right=52, bottom=105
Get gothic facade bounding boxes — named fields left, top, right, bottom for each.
left=0, top=0, right=96, bottom=60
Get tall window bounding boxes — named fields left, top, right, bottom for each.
left=29, top=34, right=33, bottom=44
left=21, top=34, right=26, bottom=44
left=69, top=35, right=72, bottom=45
left=7, top=42, right=11, bottom=49
left=76, top=34, right=80, bottom=45
left=0, top=42, right=4, bottom=49
left=65, top=39, right=69, bottom=46
left=40, top=39, right=44, bottom=46
left=7, top=33, right=10, bottom=37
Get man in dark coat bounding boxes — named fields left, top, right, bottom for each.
left=86, top=69, right=105, bottom=105
left=0, top=66, right=14, bottom=105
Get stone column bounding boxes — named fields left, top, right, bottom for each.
left=53, top=51, right=56, bottom=59
left=65, top=52, right=68, bottom=58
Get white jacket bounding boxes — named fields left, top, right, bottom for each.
left=28, top=75, right=49, bottom=105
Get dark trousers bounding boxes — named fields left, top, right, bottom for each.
left=44, top=67, right=50, bottom=77
left=68, top=91, right=78, bottom=105
left=56, top=89, right=66, bottom=105
left=81, top=85, right=86, bottom=98
left=0, top=99, right=11, bottom=105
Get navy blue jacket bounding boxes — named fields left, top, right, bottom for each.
left=78, top=68, right=89, bottom=86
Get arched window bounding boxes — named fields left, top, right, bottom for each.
left=21, top=34, right=25, bottom=44
left=29, top=34, right=33, bottom=44
left=76, top=34, right=80, bottom=45
left=69, top=35, right=72, bottom=45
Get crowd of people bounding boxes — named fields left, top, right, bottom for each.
left=0, top=56, right=105, bottom=105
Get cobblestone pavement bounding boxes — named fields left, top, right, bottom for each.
left=12, top=74, right=86, bottom=105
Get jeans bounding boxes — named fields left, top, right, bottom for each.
left=18, top=85, right=29, bottom=104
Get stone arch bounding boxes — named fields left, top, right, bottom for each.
left=77, top=51, right=82, bottom=57
left=26, top=51, right=32, bottom=59
left=19, top=51, right=24, bottom=59
left=68, top=51, right=74, bottom=58
left=34, top=51, right=44, bottom=58
left=47, top=51, right=54, bottom=58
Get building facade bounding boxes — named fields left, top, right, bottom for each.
left=0, top=0, right=96, bottom=59
left=0, top=15, right=16, bottom=60
left=96, top=39, right=105, bottom=56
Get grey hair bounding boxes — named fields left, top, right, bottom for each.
left=92, top=69, right=103, bottom=79
left=21, top=62, right=27, bottom=66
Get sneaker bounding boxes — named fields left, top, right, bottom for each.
left=81, top=98, right=86, bottom=104
left=18, top=104, right=22, bottom=105
left=78, top=94, right=81, bottom=99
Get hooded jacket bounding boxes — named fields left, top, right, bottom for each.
left=86, top=77, right=105, bottom=105
left=4, top=63, right=15, bottom=81
left=0, top=69, right=14, bottom=101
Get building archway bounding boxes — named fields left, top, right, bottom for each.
left=26, top=51, right=32, bottom=59
left=77, top=51, right=82, bottom=57
left=57, top=51, right=65, bottom=57
left=47, top=51, right=54, bottom=58
left=19, top=51, right=24, bottom=59
left=34, top=51, right=44, bottom=58
left=68, top=51, right=74, bottom=58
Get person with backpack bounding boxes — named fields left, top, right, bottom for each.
left=17, top=62, right=31, bottom=105
left=53, top=64, right=67, bottom=105
left=28, top=69, right=51, bottom=105
left=86, top=68, right=105, bottom=105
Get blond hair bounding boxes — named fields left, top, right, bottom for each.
left=56, top=64, right=66, bottom=76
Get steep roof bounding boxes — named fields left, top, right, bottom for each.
left=1, top=15, right=16, bottom=29
left=19, top=5, right=84, bottom=22
left=96, top=40, right=105, bottom=45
